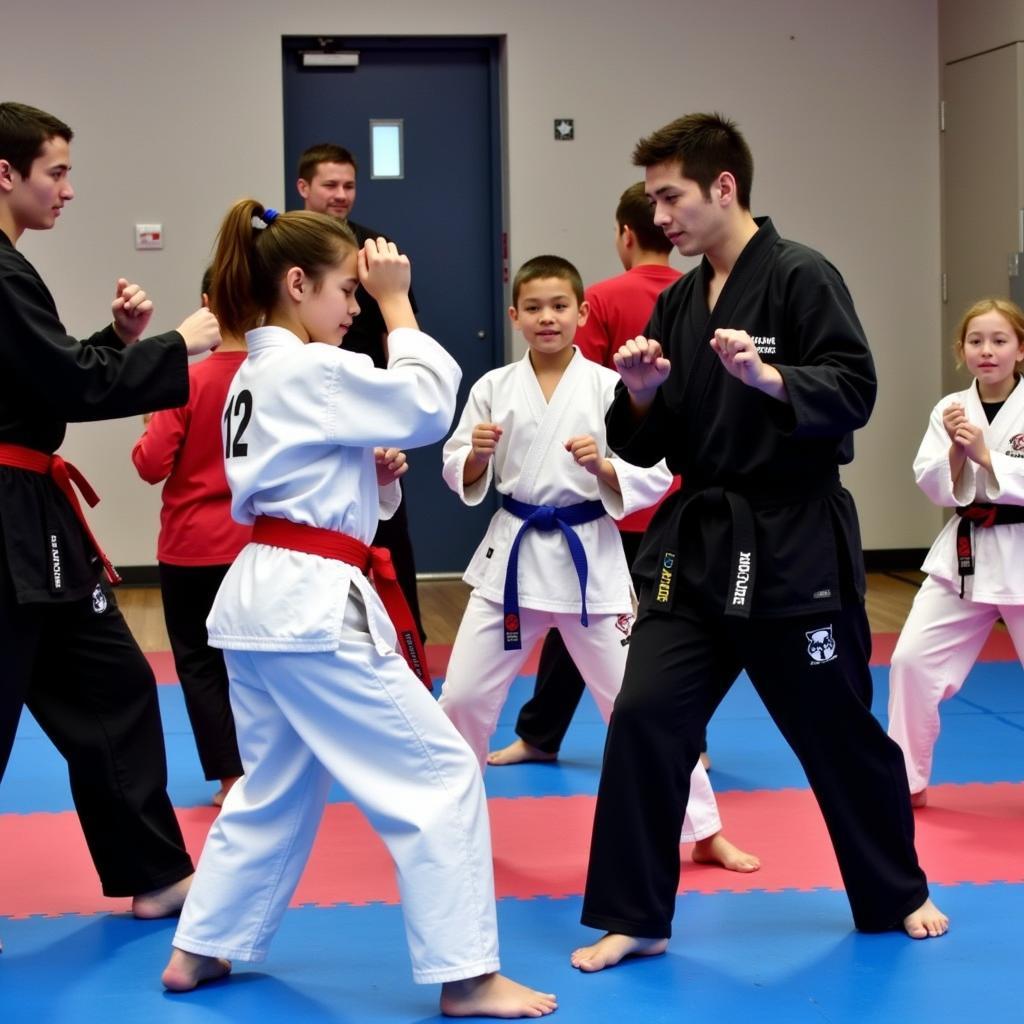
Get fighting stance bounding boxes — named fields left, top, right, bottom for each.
left=0, top=102, right=218, bottom=921
left=889, top=297, right=1024, bottom=805
left=573, top=112, right=947, bottom=973
left=489, top=183, right=684, bottom=768
left=297, top=143, right=426, bottom=641
left=161, top=200, right=556, bottom=1018
left=439, top=255, right=757, bottom=872
left=132, top=268, right=248, bottom=806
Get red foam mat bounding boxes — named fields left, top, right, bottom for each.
left=2, top=782, right=1022, bottom=919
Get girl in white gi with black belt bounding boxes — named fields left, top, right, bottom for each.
left=889, top=297, right=1024, bottom=807
left=161, top=200, right=556, bottom=1018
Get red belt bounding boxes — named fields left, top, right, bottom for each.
left=252, top=515, right=430, bottom=689
left=0, top=442, right=121, bottom=585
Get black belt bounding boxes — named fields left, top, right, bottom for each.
left=954, top=501, right=1024, bottom=597
left=652, top=472, right=841, bottom=619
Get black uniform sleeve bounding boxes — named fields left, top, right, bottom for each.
left=0, top=269, right=189, bottom=422
left=774, top=257, right=877, bottom=437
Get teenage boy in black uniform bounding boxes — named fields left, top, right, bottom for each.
left=572, top=112, right=948, bottom=972
left=0, top=102, right=220, bottom=920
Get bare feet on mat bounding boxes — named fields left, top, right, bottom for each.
left=903, top=897, right=949, bottom=939
left=570, top=933, right=668, bottom=973
left=440, top=973, right=557, bottom=1018
left=161, top=948, right=232, bottom=991
left=699, top=750, right=712, bottom=770
left=691, top=832, right=761, bottom=872
left=911, top=788, right=928, bottom=808
left=213, top=776, right=241, bottom=807
left=486, top=739, right=558, bottom=766
left=132, top=874, right=193, bottom=919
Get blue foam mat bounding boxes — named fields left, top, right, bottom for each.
left=0, top=885, right=1016, bottom=1023
left=4, top=664, right=1024, bottom=813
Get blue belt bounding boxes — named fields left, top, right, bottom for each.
left=501, top=495, right=606, bottom=650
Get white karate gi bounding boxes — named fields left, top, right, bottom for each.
left=173, top=326, right=502, bottom=985
left=438, top=348, right=721, bottom=840
left=889, top=378, right=1024, bottom=794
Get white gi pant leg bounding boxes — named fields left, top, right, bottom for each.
left=439, top=593, right=721, bottom=840
left=888, top=574, right=1024, bottom=794
left=173, top=594, right=500, bottom=985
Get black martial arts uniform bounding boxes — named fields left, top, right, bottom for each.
left=581, top=218, right=928, bottom=936
left=0, top=228, right=194, bottom=896
left=343, top=219, right=425, bottom=641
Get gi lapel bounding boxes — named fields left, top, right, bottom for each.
left=514, top=348, right=587, bottom=500
left=679, top=218, right=780, bottom=441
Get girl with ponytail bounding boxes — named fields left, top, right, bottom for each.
left=161, top=200, right=557, bottom=1018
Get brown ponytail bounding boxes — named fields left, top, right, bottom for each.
left=209, top=199, right=357, bottom=336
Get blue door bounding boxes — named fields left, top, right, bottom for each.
left=282, top=36, right=504, bottom=573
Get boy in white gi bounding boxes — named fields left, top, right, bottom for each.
left=889, top=297, right=1024, bottom=806
left=161, top=200, right=556, bottom=1019
left=439, top=255, right=758, bottom=872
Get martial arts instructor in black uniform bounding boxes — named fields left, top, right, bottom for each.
left=572, top=113, right=948, bottom=973
left=0, top=102, right=220, bottom=920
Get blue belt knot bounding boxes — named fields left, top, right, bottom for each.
left=500, top=495, right=606, bottom=650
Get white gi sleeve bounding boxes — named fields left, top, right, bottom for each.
left=378, top=479, right=402, bottom=521
left=913, top=399, right=973, bottom=507
left=442, top=376, right=495, bottom=506
left=327, top=327, right=461, bottom=449
left=603, top=455, right=673, bottom=520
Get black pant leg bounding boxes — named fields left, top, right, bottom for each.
left=743, top=601, right=928, bottom=931
left=373, top=496, right=425, bottom=642
left=582, top=603, right=740, bottom=937
left=514, top=630, right=586, bottom=752
left=27, top=582, right=193, bottom=896
left=159, top=563, right=243, bottom=781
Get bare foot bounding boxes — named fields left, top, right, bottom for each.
left=486, top=739, right=558, bottom=766
left=699, top=750, right=712, bottom=770
left=691, top=832, right=761, bottom=873
left=440, top=972, right=556, bottom=1018
left=132, top=874, right=193, bottom=919
left=570, top=933, right=668, bottom=973
left=903, top=897, right=949, bottom=939
left=911, top=788, right=928, bottom=808
left=162, top=948, right=232, bottom=991
left=213, top=776, right=241, bottom=807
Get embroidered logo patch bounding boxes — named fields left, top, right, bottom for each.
left=806, top=625, right=836, bottom=665
left=615, top=613, right=634, bottom=636
left=1009, top=433, right=1024, bottom=455
left=91, top=584, right=108, bottom=614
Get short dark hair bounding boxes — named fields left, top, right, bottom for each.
left=512, top=255, right=585, bottom=307
left=0, top=102, right=73, bottom=177
left=615, top=182, right=672, bottom=254
left=633, top=112, right=753, bottom=209
left=297, top=143, right=358, bottom=182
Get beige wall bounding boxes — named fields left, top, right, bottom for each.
left=940, top=0, right=1024, bottom=61
left=6, top=0, right=943, bottom=563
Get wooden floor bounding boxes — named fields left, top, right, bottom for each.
left=118, top=572, right=928, bottom=653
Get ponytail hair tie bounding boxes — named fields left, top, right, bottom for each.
left=251, top=207, right=280, bottom=231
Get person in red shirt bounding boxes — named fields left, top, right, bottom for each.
left=132, top=270, right=247, bottom=805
